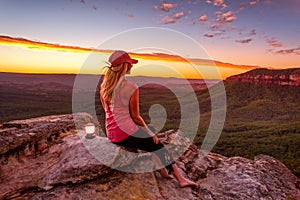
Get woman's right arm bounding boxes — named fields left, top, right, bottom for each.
left=129, top=88, right=159, bottom=144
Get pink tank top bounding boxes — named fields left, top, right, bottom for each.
left=103, top=84, right=139, bottom=142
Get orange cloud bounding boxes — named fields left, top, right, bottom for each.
left=155, top=3, right=176, bottom=12
left=159, top=12, right=185, bottom=24
left=130, top=52, right=257, bottom=70
left=0, top=35, right=258, bottom=73
left=199, top=15, right=208, bottom=22
left=173, top=12, right=184, bottom=19
left=0, top=35, right=110, bottom=54
left=213, top=0, right=227, bottom=9
left=220, top=11, right=237, bottom=23
left=159, top=15, right=177, bottom=24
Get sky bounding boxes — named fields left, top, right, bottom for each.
left=0, top=0, right=299, bottom=79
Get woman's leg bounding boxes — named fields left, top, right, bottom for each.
left=152, top=154, right=173, bottom=179
left=171, top=163, right=199, bottom=188
left=114, top=128, right=197, bottom=187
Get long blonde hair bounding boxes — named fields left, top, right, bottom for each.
left=100, top=63, right=130, bottom=103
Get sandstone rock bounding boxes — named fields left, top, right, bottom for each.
left=226, top=68, right=300, bottom=86
left=32, top=171, right=162, bottom=200
left=0, top=113, right=94, bottom=155
left=193, top=155, right=300, bottom=199
left=0, top=114, right=299, bottom=200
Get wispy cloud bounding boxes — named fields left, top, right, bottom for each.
left=249, top=1, right=258, bottom=6
left=154, top=3, right=176, bottom=12
left=127, top=14, right=135, bottom=18
left=199, top=15, right=208, bottom=23
left=0, top=35, right=100, bottom=53
left=204, top=29, right=226, bottom=38
left=235, top=38, right=252, bottom=44
left=92, top=4, right=97, bottom=10
left=249, top=29, right=257, bottom=36
left=211, top=0, right=228, bottom=9
left=263, top=0, right=272, bottom=4
left=173, top=12, right=184, bottom=19
left=211, top=11, right=237, bottom=29
left=159, top=12, right=185, bottom=24
left=204, top=33, right=214, bottom=38
left=159, top=15, right=176, bottom=24
left=266, top=37, right=283, bottom=48
left=219, top=11, right=237, bottom=23
left=275, top=46, right=300, bottom=55
left=239, top=0, right=259, bottom=10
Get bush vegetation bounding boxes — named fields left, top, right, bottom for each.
left=0, top=73, right=299, bottom=178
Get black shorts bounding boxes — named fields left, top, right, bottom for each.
left=113, top=126, right=175, bottom=174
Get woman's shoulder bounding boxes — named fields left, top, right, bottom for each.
left=123, top=79, right=138, bottom=90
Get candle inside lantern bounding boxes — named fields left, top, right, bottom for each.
left=84, top=123, right=96, bottom=139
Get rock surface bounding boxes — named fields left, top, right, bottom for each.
left=226, top=68, right=300, bottom=86
left=0, top=114, right=299, bottom=200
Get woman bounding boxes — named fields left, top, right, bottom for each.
left=100, top=50, right=198, bottom=188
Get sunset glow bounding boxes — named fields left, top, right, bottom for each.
left=0, top=35, right=257, bottom=79
left=0, top=0, right=299, bottom=79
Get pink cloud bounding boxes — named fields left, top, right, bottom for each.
left=249, top=1, right=258, bottom=5
left=212, top=11, right=237, bottom=28
left=127, top=14, right=135, bottom=18
left=266, top=37, right=283, bottom=48
left=159, top=12, right=185, bottom=24
left=221, top=11, right=236, bottom=22
left=214, top=0, right=224, bottom=6
left=213, top=0, right=227, bottom=9
left=204, top=33, right=214, bottom=38
left=155, top=3, right=176, bottom=12
left=203, top=29, right=225, bottom=38
left=249, top=29, right=256, bottom=36
left=173, top=12, right=184, bottom=19
left=199, top=15, right=208, bottom=22
left=159, top=15, right=177, bottom=24
left=275, top=46, right=300, bottom=55
left=235, top=38, right=252, bottom=44
left=239, top=0, right=259, bottom=12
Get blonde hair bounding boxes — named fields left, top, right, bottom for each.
left=100, top=63, right=130, bottom=103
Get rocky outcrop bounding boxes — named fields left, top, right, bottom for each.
left=226, top=68, right=300, bottom=86
left=0, top=114, right=299, bottom=200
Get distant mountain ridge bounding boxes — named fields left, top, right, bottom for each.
left=226, top=68, right=300, bottom=86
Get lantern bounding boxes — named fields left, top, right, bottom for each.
left=84, top=123, right=96, bottom=139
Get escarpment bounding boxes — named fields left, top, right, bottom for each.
left=0, top=113, right=299, bottom=200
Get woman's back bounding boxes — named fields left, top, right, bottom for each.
left=103, top=79, right=138, bottom=142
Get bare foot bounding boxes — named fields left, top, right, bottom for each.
left=158, top=168, right=173, bottom=179
left=179, top=178, right=199, bottom=188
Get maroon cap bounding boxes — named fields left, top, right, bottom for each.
left=109, top=50, right=138, bottom=66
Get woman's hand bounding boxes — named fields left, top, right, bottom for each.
left=152, top=134, right=159, bottom=144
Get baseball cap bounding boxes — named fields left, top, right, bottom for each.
left=109, top=50, right=138, bottom=66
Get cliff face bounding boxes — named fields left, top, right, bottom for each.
left=226, top=68, right=300, bottom=86
left=0, top=114, right=299, bottom=200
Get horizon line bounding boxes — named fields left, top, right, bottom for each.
left=0, top=71, right=224, bottom=80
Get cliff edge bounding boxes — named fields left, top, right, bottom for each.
left=0, top=114, right=299, bottom=200
left=226, top=68, right=300, bottom=86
